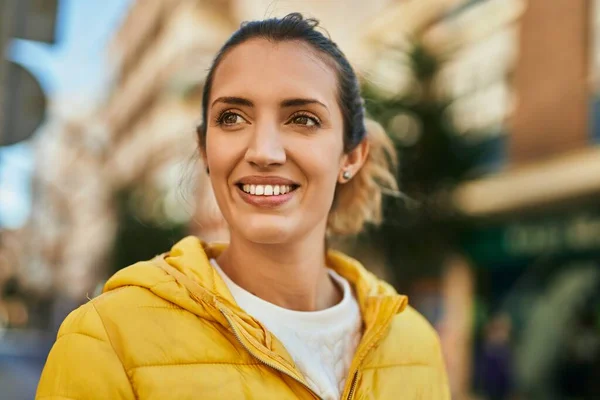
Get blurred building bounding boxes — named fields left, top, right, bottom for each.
left=28, top=0, right=237, bottom=305
left=105, top=0, right=236, bottom=245
left=385, top=0, right=599, bottom=398
left=364, top=0, right=526, bottom=397
left=455, top=1, right=600, bottom=398
left=0, top=2, right=61, bottom=398
left=366, top=0, right=600, bottom=397
left=453, top=0, right=599, bottom=338
left=0, top=0, right=58, bottom=328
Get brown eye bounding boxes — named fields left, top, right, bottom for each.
left=219, top=112, right=245, bottom=126
left=290, top=114, right=320, bottom=127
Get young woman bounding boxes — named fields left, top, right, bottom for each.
left=37, top=13, right=449, bottom=400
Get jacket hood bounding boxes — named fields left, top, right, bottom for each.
left=104, top=236, right=407, bottom=330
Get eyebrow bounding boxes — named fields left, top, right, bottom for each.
left=211, top=96, right=254, bottom=109
left=211, top=96, right=329, bottom=111
left=280, top=98, right=328, bottom=111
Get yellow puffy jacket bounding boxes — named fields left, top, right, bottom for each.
left=37, top=236, right=450, bottom=399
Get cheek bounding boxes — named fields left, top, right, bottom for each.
left=292, top=136, right=343, bottom=192
left=204, top=132, right=242, bottom=217
left=306, top=153, right=340, bottom=183
left=306, top=134, right=343, bottom=172
left=205, top=133, right=238, bottom=179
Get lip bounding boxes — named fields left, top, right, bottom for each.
left=235, top=175, right=299, bottom=186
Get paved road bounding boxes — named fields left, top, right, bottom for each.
left=0, top=330, right=52, bottom=400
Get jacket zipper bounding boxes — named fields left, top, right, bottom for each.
left=341, top=300, right=403, bottom=399
left=219, top=295, right=402, bottom=400
left=346, top=371, right=359, bottom=400
left=218, top=307, right=323, bottom=400
left=156, top=253, right=364, bottom=399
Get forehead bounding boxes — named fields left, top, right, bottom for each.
left=210, top=39, right=339, bottom=105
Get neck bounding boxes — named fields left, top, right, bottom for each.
left=216, top=228, right=341, bottom=311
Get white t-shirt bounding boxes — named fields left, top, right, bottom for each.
left=210, top=259, right=362, bottom=400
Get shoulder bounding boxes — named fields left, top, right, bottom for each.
left=57, top=285, right=171, bottom=340
left=56, top=286, right=238, bottom=369
left=361, top=305, right=451, bottom=398
left=368, top=305, right=443, bottom=367
left=391, top=305, right=440, bottom=345
left=56, top=300, right=109, bottom=342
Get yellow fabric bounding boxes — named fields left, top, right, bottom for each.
left=37, top=236, right=450, bottom=399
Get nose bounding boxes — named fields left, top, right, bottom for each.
left=244, top=122, right=286, bottom=168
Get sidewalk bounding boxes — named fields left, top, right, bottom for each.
left=0, top=329, right=53, bottom=400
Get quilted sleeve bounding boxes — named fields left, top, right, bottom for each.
left=36, top=302, right=136, bottom=400
left=431, top=333, right=451, bottom=400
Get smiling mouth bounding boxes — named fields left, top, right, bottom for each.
left=236, top=184, right=299, bottom=196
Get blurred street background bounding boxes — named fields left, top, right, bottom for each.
left=1, top=0, right=600, bottom=399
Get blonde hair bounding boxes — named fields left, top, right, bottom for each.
left=327, top=118, right=399, bottom=236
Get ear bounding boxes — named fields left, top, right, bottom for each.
left=338, top=139, right=369, bottom=183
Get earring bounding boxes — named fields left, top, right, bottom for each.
left=342, top=170, right=352, bottom=181
left=206, top=166, right=210, bottom=175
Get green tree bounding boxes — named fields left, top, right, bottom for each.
left=363, top=40, right=493, bottom=291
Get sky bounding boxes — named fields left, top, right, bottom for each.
left=0, top=0, right=132, bottom=228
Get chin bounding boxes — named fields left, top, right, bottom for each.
left=237, top=215, right=295, bottom=244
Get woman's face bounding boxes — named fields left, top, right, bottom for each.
left=205, top=38, right=351, bottom=245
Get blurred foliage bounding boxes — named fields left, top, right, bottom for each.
left=362, top=41, right=490, bottom=289
left=111, top=189, right=188, bottom=276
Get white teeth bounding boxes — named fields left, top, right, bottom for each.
left=240, top=184, right=294, bottom=196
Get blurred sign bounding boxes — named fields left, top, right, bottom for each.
left=1, top=63, right=46, bottom=146
left=463, top=209, right=600, bottom=267
left=593, top=97, right=600, bottom=143
left=0, top=0, right=57, bottom=146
